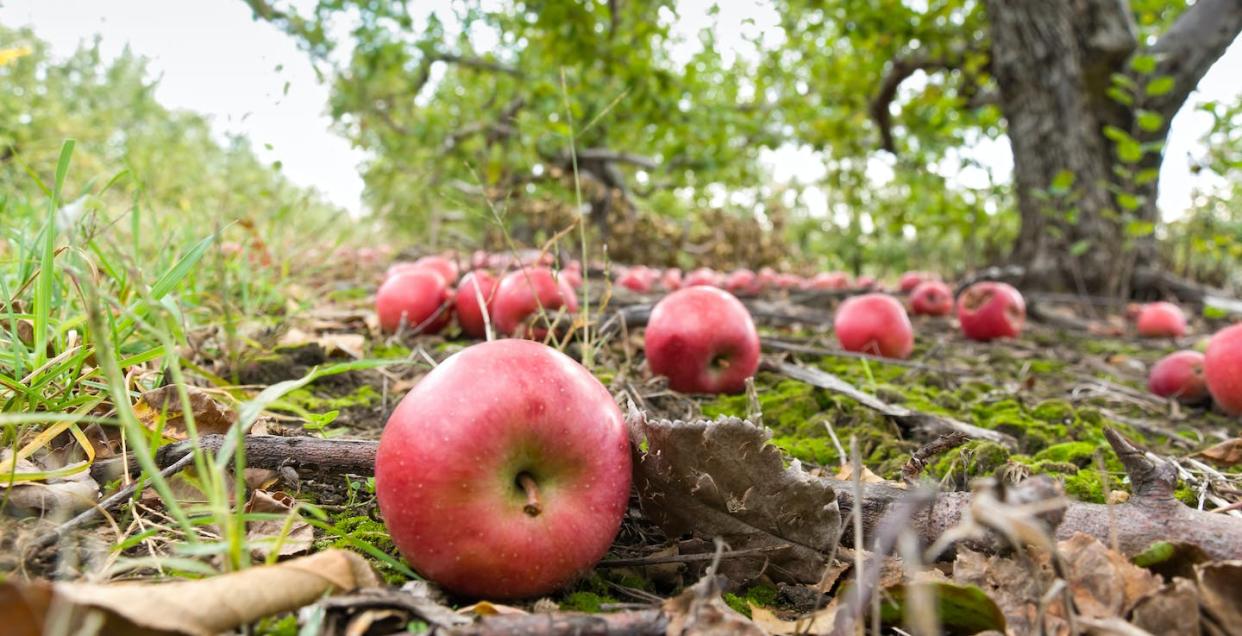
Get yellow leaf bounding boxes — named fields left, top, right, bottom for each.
left=0, top=45, right=33, bottom=67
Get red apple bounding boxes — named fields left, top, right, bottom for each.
left=724, top=269, right=759, bottom=295
left=559, top=268, right=583, bottom=289
left=1136, top=302, right=1187, bottom=338
left=757, top=267, right=778, bottom=290
left=683, top=267, right=721, bottom=288
left=414, top=255, right=459, bottom=285
left=834, top=293, right=914, bottom=359
left=806, top=272, right=850, bottom=290
left=776, top=273, right=803, bottom=289
left=899, top=271, right=938, bottom=294
left=376, top=270, right=452, bottom=334
left=854, top=275, right=877, bottom=289
left=644, top=287, right=760, bottom=393
left=617, top=267, right=653, bottom=293
left=660, top=268, right=683, bottom=291
left=1206, top=324, right=1242, bottom=415
left=910, top=281, right=954, bottom=316
left=493, top=267, right=579, bottom=338
left=454, top=271, right=499, bottom=339
left=957, top=282, right=1025, bottom=341
left=375, top=339, right=631, bottom=599
left=1148, top=350, right=1209, bottom=403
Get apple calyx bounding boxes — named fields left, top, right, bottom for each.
left=517, top=472, right=543, bottom=517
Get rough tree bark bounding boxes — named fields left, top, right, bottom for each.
left=987, top=0, right=1242, bottom=295
left=877, top=0, right=1242, bottom=296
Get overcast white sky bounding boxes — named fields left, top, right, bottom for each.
left=1, top=0, right=1238, bottom=221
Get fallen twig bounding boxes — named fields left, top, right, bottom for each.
left=765, top=359, right=1018, bottom=448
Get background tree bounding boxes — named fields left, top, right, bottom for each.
left=247, top=0, right=1242, bottom=294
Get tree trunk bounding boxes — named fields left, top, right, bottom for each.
left=987, top=0, right=1242, bottom=296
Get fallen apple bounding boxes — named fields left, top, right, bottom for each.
left=644, top=287, right=760, bottom=393
left=957, top=282, right=1025, bottom=341
left=910, top=280, right=954, bottom=316
left=375, top=339, right=631, bottom=598
left=492, top=267, right=579, bottom=338
left=376, top=270, right=451, bottom=334
left=454, top=270, right=498, bottom=339
left=1205, top=324, right=1242, bottom=415
left=834, top=293, right=914, bottom=359
left=1148, top=350, right=1209, bottom=403
left=1136, top=302, right=1187, bottom=338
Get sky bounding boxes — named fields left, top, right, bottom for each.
left=1, top=0, right=1238, bottom=221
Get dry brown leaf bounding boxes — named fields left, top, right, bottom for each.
left=749, top=603, right=839, bottom=635
left=135, top=386, right=236, bottom=439
left=278, top=327, right=366, bottom=359
left=663, top=574, right=763, bottom=635
left=1130, top=577, right=1200, bottom=636
left=1058, top=532, right=1160, bottom=620
left=629, top=410, right=841, bottom=584
left=1196, top=438, right=1242, bottom=467
left=952, top=547, right=1054, bottom=635
left=456, top=601, right=530, bottom=616
left=834, top=463, right=896, bottom=486
left=0, top=549, right=377, bottom=636
left=245, top=489, right=312, bottom=559
left=1197, top=560, right=1242, bottom=634
left=0, top=451, right=99, bottom=515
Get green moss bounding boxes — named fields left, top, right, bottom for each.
left=722, top=584, right=778, bottom=618
left=1062, top=470, right=1105, bottom=503
left=561, top=591, right=609, bottom=613
left=1033, top=442, right=1098, bottom=468
left=319, top=515, right=407, bottom=584
left=254, top=615, right=298, bottom=636
left=702, top=376, right=828, bottom=435
left=1174, top=483, right=1200, bottom=507
left=931, top=441, right=1011, bottom=484
left=771, top=436, right=838, bottom=465
left=371, top=342, right=411, bottom=358
left=287, top=384, right=378, bottom=411
left=327, top=286, right=370, bottom=302
left=1031, top=400, right=1074, bottom=423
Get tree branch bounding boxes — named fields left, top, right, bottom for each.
left=576, top=148, right=660, bottom=169
left=1142, top=0, right=1242, bottom=132
left=431, top=53, right=523, bottom=77
left=869, top=54, right=955, bottom=153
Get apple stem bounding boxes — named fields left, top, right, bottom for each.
left=517, top=472, right=542, bottom=517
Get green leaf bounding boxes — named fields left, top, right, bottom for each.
left=1107, top=87, right=1134, bottom=106
left=1117, top=193, right=1142, bottom=211
left=1110, top=72, right=1137, bottom=89
left=1145, top=76, right=1175, bottom=96
left=1049, top=170, right=1076, bottom=195
left=1070, top=240, right=1092, bottom=256
left=1125, top=219, right=1155, bottom=237
left=1136, top=110, right=1164, bottom=132
left=1102, top=125, right=1134, bottom=144
left=1117, top=140, right=1144, bottom=164
left=878, top=582, right=1007, bottom=634
left=1129, top=54, right=1157, bottom=74
left=1135, top=168, right=1160, bottom=185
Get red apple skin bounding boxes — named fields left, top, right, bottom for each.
left=834, top=293, right=914, bottom=359
left=776, top=273, right=803, bottom=289
left=644, top=287, right=760, bottom=394
left=910, top=281, right=954, bottom=316
left=683, top=267, right=721, bottom=288
left=1206, top=324, right=1242, bottom=415
left=414, top=255, right=459, bottom=285
left=375, top=339, right=631, bottom=599
left=660, top=268, right=683, bottom=291
left=724, top=269, right=758, bottom=295
left=376, top=270, right=452, bottom=334
left=854, top=275, right=877, bottom=290
left=1136, top=302, right=1187, bottom=338
left=492, top=268, right=579, bottom=338
left=806, top=272, right=850, bottom=290
left=957, top=282, right=1026, bottom=341
left=1148, top=350, right=1209, bottom=403
left=454, top=271, right=498, bottom=339
left=617, top=268, right=653, bottom=293
left=899, top=271, right=932, bottom=294
left=559, top=269, right=583, bottom=289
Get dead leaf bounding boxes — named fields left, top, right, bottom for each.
left=1196, top=438, right=1242, bottom=467
left=279, top=328, right=366, bottom=359
left=834, top=463, right=895, bottom=486
left=1058, top=533, right=1160, bottom=620
left=1129, top=577, right=1200, bottom=636
left=1197, top=560, right=1242, bottom=634
left=457, top=601, right=529, bottom=616
left=245, top=490, right=312, bottom=559
left=629, top=410, right=841, bottom=584
left=135, top=386, right=236, bottom=440
left=0, top=549, right=377, bottom=636
left=0, top=450, right=98, bottom=515
left=749, top=603, right=839, bottom=635
left=663, top=574, right=763, bottom=635
left=953, top=547, right=1052, bottom=635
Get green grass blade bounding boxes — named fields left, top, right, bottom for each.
left=34, top=139, right=75, bottom=368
